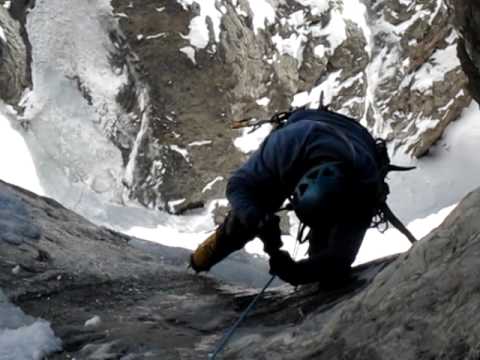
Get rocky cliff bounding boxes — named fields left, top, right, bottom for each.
left=0, top=0, right=475, bottom=215
left=2, top=168, right=480, bottom=359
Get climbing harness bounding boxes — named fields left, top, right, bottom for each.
left=208, top=275, right=276, bottom=359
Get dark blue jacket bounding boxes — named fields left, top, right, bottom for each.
left=226, top=110, right=381, bottom=229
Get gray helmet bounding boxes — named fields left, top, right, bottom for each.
left=291, top=162, right=349, bottom=226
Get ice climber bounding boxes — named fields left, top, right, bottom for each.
left=190, top=108, right=415, bottom=286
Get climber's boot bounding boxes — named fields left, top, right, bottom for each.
left=190, top=227, right=236, bottom=272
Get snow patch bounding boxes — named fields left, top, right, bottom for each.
left=125, top=199, right=229, bottom=249
left=234, top=124, right=272, bottom=153
left=167, top=198, right=186, bottom=213
left=84, top=315, right=102, bottom=328
left=202, top=176, right=224, bottom=193
left=412, top=43, right=460, bottom=92
left=180, top=46, right=196, bottom=65
left=272, top=33, right=306, bottom=65
left=246, top=0, right=276, bottom=33
left=0, top=26, right=6, bottom=42
left=170, top=145, right=190, bottom=162
left=178, top=0, right=223, bottom=49
left=292, top=70, right=342, bottom=108
left=256, top=97, right=271, bottom=107
left=145, top=33, right=167, bottom=40
left=294, top=0, right=329, bottom=16
left=0, top=290, right=61, bottom=359
left=188, top=140, right=212, bottom=147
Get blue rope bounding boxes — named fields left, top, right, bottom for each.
left=208, top=275, right=276, bottom=359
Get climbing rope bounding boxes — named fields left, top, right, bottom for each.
left=208, top=275, right=276, bottom=359
left=208, top=217, right=308, bottom=359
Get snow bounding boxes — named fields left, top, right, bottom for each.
left=145, top=33, right=166, bottom=40
left=167, top=198, right=186, bottom=213
left=233, top=124, right=272, bottom=153
left=412, top=43, right=460, bottom=92
left=84, top=315, right=102, bottom=328
left=292, top=70, right=342, bottom=108
left=177, top=0, right=223, bottom=49
left=294, top=0, right=329, bottom=16
left=256, top=97, right=271, bottom=107
left=180, top=46, right=196, bottom=65
left=170, top=144, right=190, bottom=162
left=202, top=176, right=224, bottom=193
left=0, top=26, right=6, bottom=42
left=0, top=290, right=61, bottom=359
left=0, top=111, right=44, bottom=195
left=272, top=33, right=306, bottom=65
left=188, top=140, right=212, bottom=147
left=388, top=102, right=480, bottom=223
left=246, top=0, right=276, bottom=33
left=11, top=265, right=20, bottom=275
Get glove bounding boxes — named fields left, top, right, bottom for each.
left=257, top=214, right=283, bottom=255
left=268, top=250, right=300, bottom=285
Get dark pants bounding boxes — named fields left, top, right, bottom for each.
left=219, top=210, right=369, bottom=268
left=216, top=211, right=257, bottom=253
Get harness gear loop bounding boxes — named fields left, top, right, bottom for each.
left=208, top=275, right=276, bottom=359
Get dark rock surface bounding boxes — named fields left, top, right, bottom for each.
left=0, top=5, right=27, bottom=105
left=0, top=178, right=401, bottom=359
left=4, top=176, right=480, bottom=359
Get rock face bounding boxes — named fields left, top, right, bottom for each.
left=451, top=1, right=480, bottom=104
left=109, top=0, right=472, bottom=211
left=4, top=176, right=480, bottom=359
left=0, top=179, right=271, bottom=358
left=226, top=187, right=480, bottom=359
left=0, top=5, right=27, bottom=104
left=363, top=0, right=471, bottom=157
left=8, top=0, right=472, bottom=215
